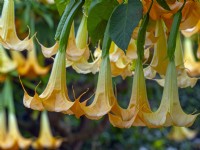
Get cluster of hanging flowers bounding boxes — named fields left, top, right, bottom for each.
left=0, top=0, right=200, bottom=138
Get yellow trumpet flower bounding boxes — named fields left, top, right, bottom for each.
left=80, top=55, right=116, bottom=120
left=182, top=21, right=200, bottom=37
left=109, top=41, right=134, bottom=79
left=2, top=113, right=32, bottom=150
left=22, top=49, right=75, bottom=112
left=155, top=33, right=197, bottom=88
left=168, top=126, right=197, bottom=142
left=10, top=41, right=49, bottom=78
left=32, top=111, right=62, bottom=149
left=144, top=19, right=168, bottom=79
left=180, top=0, right=200, bottom=30
left=109, top=59, right=151, bottom=128
left=67, top=16, right=101, bottom=74
left=184, top=37, right=200, bottom=77
left=1, top=79, right=32, bottom=150
left=143, top=60, right=198, bottom=128
left=39, top=17, right=101, bottom=74
left=0, top=0, right=34, bottom=51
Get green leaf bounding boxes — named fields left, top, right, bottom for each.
left=156, top=0, right=171, bottom=11
left=109, top=0, right=143, bottom=51
left=87, top=0, right=118, bottom=45
left=55, top=0, right=70, bottom=15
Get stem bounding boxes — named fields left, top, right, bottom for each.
left=4, top=77, right=15, bottom=114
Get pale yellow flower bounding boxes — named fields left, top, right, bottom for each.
left=22, top=49, right=75, bottom=112
left=182, top=20, right=200, bottom=37
left=168, top=126, right=197, bottom=142
left=144, top=19, right=169, bottom=79
left=39, top=17, right=101, bottom=74
left=10, top=41, right=49, bottom=78
left=143, top=60, right=198, bottom=128
left=184, top=37, right=200, bottom=77
left=32, top=111, right=62, bottom=149
left=80, top=55, right=116, bottom=120
left=109, top=59, right=151, bottom=128
left=1, top=113, right=32, bottom=150
left=155, top=34, right=198, bottom=88
left=0, top=0, right=34, bottom=51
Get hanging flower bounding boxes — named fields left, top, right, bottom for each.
left=167, top=126, right=197, bottom=142
left=109, top=59, right=151, bottom=128
left=109, top=41, right=133, bottom=79
left=180, top=0, right=200, bottom=30
left=1, top=79, right=32, bottom=150
left=182, top=20, right=200, bottom=37
left=10, top=41, right=50, bottom=78
left=0, top=0, right=34, bottom=51
left=184, top=38, right=200, bottom=77
left=39, top=17, right=101, bottom=74
left=144, top=19, right=169, bottom=79
left=154, top=33, right=198, bottom=88
left=22, top=49, right=75, bottom=112
left=32, top=111, right=62, bottom=149
left=2, top=112, right=32, bottom=150
left=80, top=55, right=116, bottom=120
left=67, top=17, right=101, bottom=74
left=143, top=60, right=198, bottom=128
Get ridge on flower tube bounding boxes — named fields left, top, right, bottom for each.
left=167, top=126, right=197, bottom=142
left=142, top=60, right=198, bottom=128
left=155, top=33, right=198, bottom=88
left=108, top=59, right=151, bottom=128
left=79, top=55, right=116, bottom=120
left=10, top=40, right=50, bottom=78
left=32, top=111, right=63, bottom=149
left=0, top=0, right=34, bottom=51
